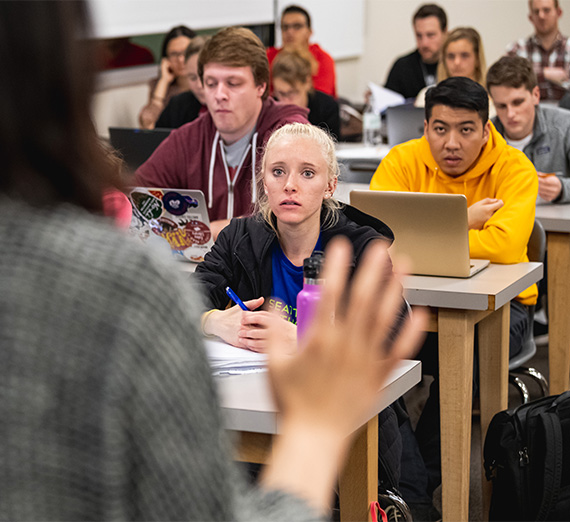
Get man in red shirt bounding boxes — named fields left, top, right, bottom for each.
left=267, top=5, right=337, bottom=98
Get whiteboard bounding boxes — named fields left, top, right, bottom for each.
left=275, top=0, right=364, bottom=59
left=89, top=0, right=275, bottom=38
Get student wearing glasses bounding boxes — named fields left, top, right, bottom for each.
left=139, top=25, right=196, bottom=129
left=267, top=5, right=337, bottom=98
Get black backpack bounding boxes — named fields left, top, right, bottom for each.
left=483, top=390, right=570, bottom=521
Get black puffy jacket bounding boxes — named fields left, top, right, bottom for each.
left=194, top=204, right=394, bottom=310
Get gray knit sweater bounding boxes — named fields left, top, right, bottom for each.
left=0, top=199, right=320, bottom=521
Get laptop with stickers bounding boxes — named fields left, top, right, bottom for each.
left=350, top=190, right=490, bottom=278
left=128, top=187, right=213, bottom=263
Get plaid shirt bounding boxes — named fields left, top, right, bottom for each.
left=506, top=32, right=570, bottom=101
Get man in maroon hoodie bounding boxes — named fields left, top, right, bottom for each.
left=135, top=27, right=309, bottom=239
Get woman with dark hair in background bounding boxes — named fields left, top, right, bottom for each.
left=155, top=36, right=208, bottom=129
left=139, top=25, right=196, bottom=129
left=0, top=2, right=425, bottom=520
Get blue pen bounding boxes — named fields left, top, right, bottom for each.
left=225, top=286, right=249, bottom=311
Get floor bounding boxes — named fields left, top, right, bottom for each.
left=403, top=328, right=550, bottom=521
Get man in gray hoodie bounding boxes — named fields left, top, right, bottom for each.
left=488, top=55, right=570, bottom=203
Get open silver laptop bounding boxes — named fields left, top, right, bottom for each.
left=385, top=106, right=425, bottom=147
left=350, top=190, right=490, bottom=278
left=128, top=187, right=213, bottom=263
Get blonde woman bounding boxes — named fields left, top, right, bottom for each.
left=195, top=122, right=395, bottom=351
left=416, top=27, right=496, bottom=117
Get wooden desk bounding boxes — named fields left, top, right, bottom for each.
left=215, top=360, right=421, bottom=522
left=403, top=262, right=543, bottom=522
left=535, top=203, right=570, bottom=394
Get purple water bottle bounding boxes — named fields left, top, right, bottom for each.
left=296, top=254, right=323, bottom=344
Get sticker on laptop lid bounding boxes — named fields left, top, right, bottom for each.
left=128, top=188, right=213, bottom=262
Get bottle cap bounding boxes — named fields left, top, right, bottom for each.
left=303, top=255, right=322, bottom=279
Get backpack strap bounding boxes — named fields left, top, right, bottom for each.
left=536, top=402, right=565, bottom=520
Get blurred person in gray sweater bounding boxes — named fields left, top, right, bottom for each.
left=0, top=2, right=426, bottom=520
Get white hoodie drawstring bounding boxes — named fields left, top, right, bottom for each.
left=207, top=130, right=258, bottom=218
left=207, top=132, right=219, bottom=209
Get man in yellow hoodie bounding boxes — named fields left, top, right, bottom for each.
left=370, top=76, right=538, bottom=501
left=371, top=76, right=538, bottom=342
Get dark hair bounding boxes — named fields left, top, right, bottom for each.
left=160, top=25, right=196, bottom=58
left=425, top=77, right=489, bottom=123
left=198, top=27, right=269, bottom=100
left=282, top=5, right=312, bottom=28
left=413, top=3, right=447, bottom=32
left=487, top=56, right=538, bottom=93
left=0, top=0, right=119, bottom=211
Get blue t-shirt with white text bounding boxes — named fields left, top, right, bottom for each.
left=269, top=237, right=322, bottom=324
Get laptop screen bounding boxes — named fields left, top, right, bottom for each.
left=109, top=127, right=172, bottom=172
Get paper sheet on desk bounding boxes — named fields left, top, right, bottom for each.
left=204, top=338, right=267, bottom=374
left=368, top=82, right=405, bottom=114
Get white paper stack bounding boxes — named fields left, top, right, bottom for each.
left=368, top=82, right=406, bottom=114
left=204, top=339, right=267, bottom=375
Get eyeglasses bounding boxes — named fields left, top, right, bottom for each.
left=167, top=51, right=186, bottom=60
left=281, top=22, right=307, bottom=32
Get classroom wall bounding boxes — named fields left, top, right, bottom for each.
left=337, top=0, right=570, bottom=102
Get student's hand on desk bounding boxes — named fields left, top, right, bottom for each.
left=202, top=297, right=264, bottom=347
left=262, top=238, right=426, bottom=512
left=468, top=198, right=504, bottom=230
left=238, top=312, right=297, bottom=353
left=538, top=172, right=562, bottom=201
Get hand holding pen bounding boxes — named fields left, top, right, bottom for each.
left=225, top=287, right=293, bottom=353
left=225, top=287, right=250, bottom=311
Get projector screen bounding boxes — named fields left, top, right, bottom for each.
left=89, top=0, right=275, bottom=38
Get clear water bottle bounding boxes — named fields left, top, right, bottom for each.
left=296, top=254, right=323, bottom=345
left=362, top=102, right=381, bottom=147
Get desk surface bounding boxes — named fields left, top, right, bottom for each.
left=335, top=142, right=391, bottom=161
left=535, top=202, right=570, bottom=232
left=216, top=359, right=421, bottom=435
left=403, top=262, right=543, bottom=311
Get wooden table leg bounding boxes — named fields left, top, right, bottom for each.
left=235, top=431, right=273, bottom=464
left=339, top=415, right=379, bottom=522
left=478, top=304, right=510, bottom=520
left=547, top=232, right=570, bottom=394
left=438, top=309, right=475, bottom=522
